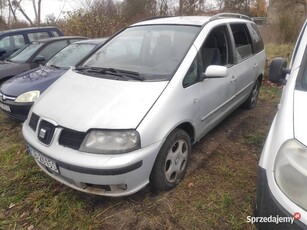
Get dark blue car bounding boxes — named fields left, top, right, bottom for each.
left=0, top=38, right=107, bottom=121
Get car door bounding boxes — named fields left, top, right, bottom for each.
left=198, top=25, right=236, bottom=135
left=229, top=23, right=257, bottom=104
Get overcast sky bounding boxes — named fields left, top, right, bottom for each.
left=16, top=0, right=80, bottom=22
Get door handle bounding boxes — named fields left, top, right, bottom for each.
left=253, top=63, right=258, bottom=70
left=231, top=75, right=237, bottom=83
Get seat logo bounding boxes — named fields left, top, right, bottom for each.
left=39, top=128, right=47, bottom=139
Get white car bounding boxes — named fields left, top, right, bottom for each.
left=257, top=20, right=307, bottom=229
left=22, top=14, right=265, bottom=197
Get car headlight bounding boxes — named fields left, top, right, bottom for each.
left=15, top=90, right=40, bottom=103
left=274, top=139, right=307, bottom=210
left=80, top=130, right=140, bottom=154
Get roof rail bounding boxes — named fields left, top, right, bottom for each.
left=209, top=13, right=252, bottom=21
left=141, top=16, right=174, bottom=22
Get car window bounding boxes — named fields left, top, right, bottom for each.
left=247, top=23, right=264, bottom=54
left=46, top=43, right=95, bottom=68
left=9, top=42, right=43, bottom=62
left=200, top=25, right=232, bottom=72
left=183, top=56, right=201, bottom=88
left=81, top=25, right=200, bottom=81
left=230, top=23, right=253, bottom=62
left=51, top=31, right=61, bottom=37
left=291, top=20, right=307, bottom=67
left=296, top=45, right=307, bottom=91
left=0, top=35, right=25, bottom=50
left=36, top=40, right=68, bottom=61
left=28, top=32, right=50, bottom=41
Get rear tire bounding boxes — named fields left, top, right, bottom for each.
left=243, top=80, right=261, bottom=110
left=150, top=129, right=191, bottom=191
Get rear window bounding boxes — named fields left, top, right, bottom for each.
left=247, top=23, right=264, bottom=54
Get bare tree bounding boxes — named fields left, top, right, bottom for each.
left=7, top=0, right=43, bottom=25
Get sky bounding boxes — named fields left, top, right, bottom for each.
left=12, top=0, right=80, bottom=22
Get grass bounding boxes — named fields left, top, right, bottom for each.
left=265, top=43, right=295, bottom=63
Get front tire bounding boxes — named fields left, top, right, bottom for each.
left=150, top=129, right=191, bottom=191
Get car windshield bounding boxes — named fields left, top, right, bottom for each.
left=8, top=42, right=43, bottom=63
left=79, top=25, right=200, bottom=81
left=46, top=43, right=96, bottom=68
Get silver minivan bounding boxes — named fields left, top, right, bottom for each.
left=22, top=14, right=265, bottom=196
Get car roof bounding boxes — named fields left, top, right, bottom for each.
left=35, top=36, right=87, bottom=43
left=74, top=37, right=108, bottom=45
left=0, top=26, right=61, bottom=35
left=133, top=16, right=211, bottom=26
left=132, top=14, right=252, bottom=27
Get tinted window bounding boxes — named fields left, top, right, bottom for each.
left=81, top=25, right=200, bottom=81
left=247, top=23, right=264, bottom=53
left=28, top=32, right=50, bottom=41
left=46, top=43, right=95, bottom=68
left=230, top=23, right=253, bottom=62
left=36, top=40, right=68, bottom=61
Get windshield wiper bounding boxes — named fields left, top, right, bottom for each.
left=75, top=67, right=144, bottom=81
left=75, top=67, right=127, bottom=80
left=117, top=69, right=144, bottom=81
left=49, top=64, right=61, bottom=69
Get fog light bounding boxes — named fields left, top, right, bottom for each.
left=118, top=184, right=127, bottom=191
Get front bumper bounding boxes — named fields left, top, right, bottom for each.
left=22, top=121, right=162, bottom=197
left=0, top=98, right=32, bottom=121
left=256, top=166, right=306, bottom=230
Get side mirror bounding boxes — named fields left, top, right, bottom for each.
left=201, top=65, right=228, bottom=80
left=0, top=49, right=6, bottom=56
left=269, top=58, right=290, bottom=85
left=33, top=55, right=46, bottom=64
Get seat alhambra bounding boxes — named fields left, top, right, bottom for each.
left=22, top=14, right=265, bottom=196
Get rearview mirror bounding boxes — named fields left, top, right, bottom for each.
left=0, top=49, right=6, bottom=56
left=202, top=65, right=228, bottom=80
left=33, top=55, right=46, bottom=64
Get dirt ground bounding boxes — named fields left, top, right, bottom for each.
left=0, top=85, right=280, bottom=230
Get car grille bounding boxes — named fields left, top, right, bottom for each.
left=59, top=128, right=86, bottom=150
left=37, top=120, right=56, bottom=145
left=29, top=113, right=40, bottom=131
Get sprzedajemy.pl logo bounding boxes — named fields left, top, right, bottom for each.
left=247, top=212, right=301, bottom=225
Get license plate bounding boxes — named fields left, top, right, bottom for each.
left=29, top=147, right=59, bottom=174
left=0, top=102, right=10, bottom=112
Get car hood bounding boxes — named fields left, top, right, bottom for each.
left=0, top=66, right=66, bottom=97
left=33, top=69, right=169, bottom=131
left=294, top=90, right=307, bottom=146
left=0, top=61, right=30, bottom=80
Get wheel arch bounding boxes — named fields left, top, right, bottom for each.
left=257, top=74, right=263, bottom=86
left=176, top=122, right=196, bottom=143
